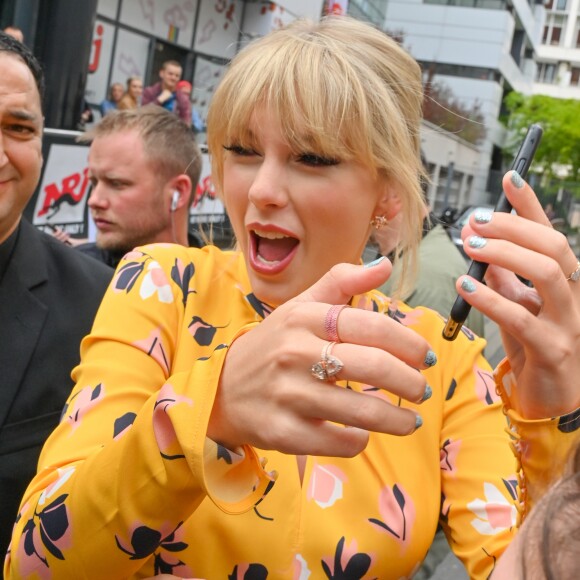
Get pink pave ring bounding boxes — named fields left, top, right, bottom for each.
left=324, top=304, right=349, bottom=343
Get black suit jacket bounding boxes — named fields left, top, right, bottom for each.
left=0, top=219, right=113, bottom=557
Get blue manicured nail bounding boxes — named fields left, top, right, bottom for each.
left=511, top=170, right=525, bottom=189
left=424, top=350, right=437, bottom=367
left=421, top=385, right=432, bottom=403
left=474, top=209, right=493, bottom=224
left=414, top=414, right=423, bottom=430
left=364, top=256, right=387, bottom=268
left=461, top=277, right=476, bottom=293
left=468, top=235, right=487, bottom=249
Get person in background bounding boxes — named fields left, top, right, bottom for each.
left=6, top=17, right=580, bottom=579
left=2, top=26, right=23, bottom=43
left=118, top=76, right=143, bottom=110
left=142, top=60, right=191, bottom=123
left=0, top=31, right=112, bottom=561
left=176, top=79, right=207, bottom=134
left=99, top=82, right=123, bottom=116
left=73, top=106, right=204, bottom=269
left=375, top=210, right=485, bottom=337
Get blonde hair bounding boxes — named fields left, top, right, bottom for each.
left=207, top=16, right=427, bottom=295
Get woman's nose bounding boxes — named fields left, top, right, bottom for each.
left=247, top=159, right=289, bottom=209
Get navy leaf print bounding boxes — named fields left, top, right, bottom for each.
left=113, top=412, right=137, bottom=438
left=245, top=293, right=274, bottom=319
left=171, top=259, right=195, bottom=306
left=229, top=563, right=269, bottom=579
left=321, top=536, right=371, bottom=579
left=188, top=315, right=218, bottom=346
left=446, top=378, right=457, bottom=400
left=116, top=526, right=162, bottom=560
left=217, top=444, right=234, bottom=464
left=502, top=477, right=518, bottom=502
left=558, top=408, right=580, bottom=433
left=115, top=261, right=145, bottom=292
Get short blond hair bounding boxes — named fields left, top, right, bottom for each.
left=79, top=106, right=202, bottom=195
left=207, top=16, right=427, bottom=294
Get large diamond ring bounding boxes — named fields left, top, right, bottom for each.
left=566, top=261, right=580, bottom=283
left=311, top=341, right=343, bottom=381
left=324, top=305, right=349, bottom=343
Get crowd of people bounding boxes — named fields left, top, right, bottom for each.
left=1, top=14, right=580, bottom=580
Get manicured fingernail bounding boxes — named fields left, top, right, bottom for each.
left=461, top=277, right=476, bottom=293
left=414, top=414, right=423, bottom=430
left=474, top=209, right=493, bottom=224
left=424, top=350, right=437, bottom=367
left=468, top=235, right=487, bottom=249
left=420, top=385, right=432, bottom=403
left=511, top=170, right=525, bottom=189
left=364, top=256, right=387, bottom=268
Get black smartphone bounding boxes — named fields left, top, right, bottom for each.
left=442, top=123, right=543, bottom=341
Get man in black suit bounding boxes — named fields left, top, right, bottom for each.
left=0, top=32, right=113, bottom=557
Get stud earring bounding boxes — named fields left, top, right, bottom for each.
left=370, top=215, right=388, bottom=229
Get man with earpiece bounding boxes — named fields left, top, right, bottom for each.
left=75, top=106, right=204, bottom=269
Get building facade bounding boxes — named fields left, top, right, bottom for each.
left=534, top=0, right=580, bottom=99
left=384, top=0, right=547, bottom=209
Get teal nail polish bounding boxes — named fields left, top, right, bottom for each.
left=474, top=209, right=493, bottom=224
left=468, top=235, right=487, bottom=249
left=511, top=170, right=525, bottom=189
left=421, top=385, right=432, bottom=403
left=424, top=350, right=437, bottom=367
left=364, top=256, right=387, bottom=268
left=461, top=277, right=476, bottom=293
left=414, top=414, right=423, bottom=430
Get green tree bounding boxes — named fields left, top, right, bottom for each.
left=504, top=92, right=580, bottom=183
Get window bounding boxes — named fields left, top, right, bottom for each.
left=537, top=63, right=556, bottom=83
left=571, top=67, right=580, bottom=86
left=556, top=0, right=567, bottom=10
left=551, top=26, right=562, bottom=44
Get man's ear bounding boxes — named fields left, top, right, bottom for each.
left=374, top=183, right=402, bottom=221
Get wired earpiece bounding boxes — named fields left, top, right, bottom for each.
left=170, top=190, right=180, bottom=212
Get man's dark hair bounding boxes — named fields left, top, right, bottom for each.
left=0, top=30, right=45, bottom=102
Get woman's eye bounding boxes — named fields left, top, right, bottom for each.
left=223, top=145, right=256, bottom=156
left=298, top=153, right=339, bottom=167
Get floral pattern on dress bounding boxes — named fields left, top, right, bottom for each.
left=474, top=365, right=500, bottom=406
left=134, top=328, right=171, bottom=375
left=229, top=563, right=269, bottom=579
left=307, top=462, right=347, bottom=509
left=467, top=482, right=517, bottom=535
left=61, top=383, right=105, bottom=431
left=369, top=484, right=415, bottom=550
left=153, top=384, right=193, bottom=460
left=140, top=261, right=173, bottom=303
left=321, top=537, right=373, bottom=579
left=170, top=258, right=196, bottom=306
left=17, top=468, right=76, bottom=577
left=440, top=438, right=461, bottom=475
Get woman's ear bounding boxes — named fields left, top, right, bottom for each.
left=374, top=183, right=402, bottom=221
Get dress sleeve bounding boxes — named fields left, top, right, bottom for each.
left=494, top=359, right=580, bottom=520
left=4, top=245, right=274, bottom=578
left=427, top=319, right=518, bottom=579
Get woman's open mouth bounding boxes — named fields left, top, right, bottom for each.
left=249, top=228, right=299, bottom=274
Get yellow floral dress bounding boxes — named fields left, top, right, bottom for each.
left=5, top=244, right=578, bottom=579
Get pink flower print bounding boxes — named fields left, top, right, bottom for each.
left=369, top=484, right=416, bottom=550
left=306, top=463, right=347, bottom=509
left=293, top=554, right=311, bottom=580
left=467, top=482, right=517, bottom=535
left=474, top=365, right=501, bottom=406
left=140, top=261, right=173, bottom=303
left=440, top=438, right=461, bottom=476
left=153, top=384, right=193, bottom=459
left=133, top=328, right=170, bottom=375
left=62, top=383, right=105, bottom=431
left=389, top=306, right=424, bottom=328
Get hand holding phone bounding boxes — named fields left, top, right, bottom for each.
left=442, top=124, right=543, bottom=341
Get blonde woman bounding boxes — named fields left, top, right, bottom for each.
left=6, top=16, right=579, bottom=579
